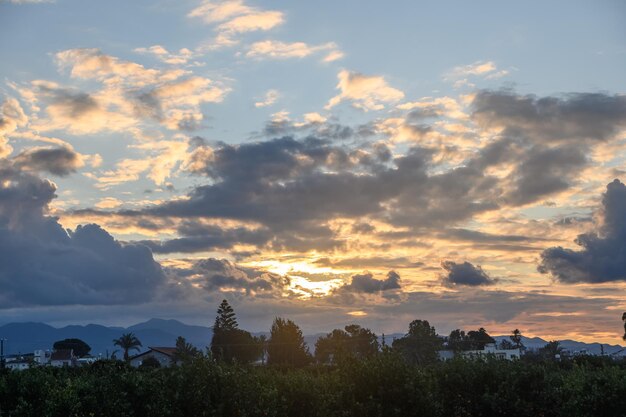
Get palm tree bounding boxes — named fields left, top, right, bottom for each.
left=113, top=333, right=142, bottom=361
left=510, top=329, right=523, bottom=349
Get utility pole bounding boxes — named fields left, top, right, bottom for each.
left=0, top=338, right=6, bottom=369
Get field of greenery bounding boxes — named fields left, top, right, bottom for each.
left=2, top=354, right=626, bottom=417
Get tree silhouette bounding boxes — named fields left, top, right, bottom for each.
left=267, top=317, right=311, bottom=366
left=466, top=328, right=495, bottom=350
left=53, top=338, right=91, bottom=357
left=540, top=340, right=563, bottom=359
left=210, top=300, right=261, bottom=363
left=622, top=312, right=626, bottom=341
left=510, top=329, right=524, bottom=349
left=214, top=299, right=238, bottom=331
left=112, top=333, right=142, bottom=361
left=315, top=324, right=378, bottom=363
left=174, top=336, right=200, bottom=363
left=392, top=319, right=443, bottom=365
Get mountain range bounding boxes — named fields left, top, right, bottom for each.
left=1, top=319, right=624, bottom=358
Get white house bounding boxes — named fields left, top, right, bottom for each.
left=50, top=349, right=77, bottom=367
left=438, top=343, right=521, bottom=361
left=130, top=347, right=180, bottom=368
left=6, top=360, right=30, bottom=371
left=34, top=349, right=51, bottom=365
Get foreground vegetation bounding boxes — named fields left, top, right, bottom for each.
left=2, top=354, right=626, bottom=417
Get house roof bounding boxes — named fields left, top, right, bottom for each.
left=130, top=347, right=177, bottom=360
left=51, top=349, right=74, bottom=361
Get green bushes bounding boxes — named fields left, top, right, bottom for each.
left=2, top=356, right=626, bottom=417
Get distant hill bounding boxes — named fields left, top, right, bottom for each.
left=1, top=320, right=624, bottom=358
left=0, top=319, right=213, bottom=358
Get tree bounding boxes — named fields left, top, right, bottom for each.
left=498, top=339, right=515, bottom=350
left=622, top=312, right=626, bottom=340
left=267, top=317, right=311, bottom=366
left=173, top=336, right=200, bottom=363
left=540, top=340, right=563, bottom=360
left=446, top=329, right=470, bottom=351
left=392, top=319, right=443, bottom=365
left=112, top=333, right=142, bottom=361
left=466, top=328, right=495, bottom=350
left=52, top=338, right=91, bottom=357
left=315, top=325, right=378, bottom=363
left=510, top=329, right=524, bottom=349
left=210, top=300, right=262, bottom=363
left=214, top=299, right=239, bottom=331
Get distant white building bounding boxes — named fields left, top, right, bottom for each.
left=50, top=349, right=77, bottom=367
left=130, top=347, right=180, bottom=368
left=34, top=349, right=51, bottom=365
left=6, top=360, right=30, bottom=371
left=439, top=343, right=521, bottom=361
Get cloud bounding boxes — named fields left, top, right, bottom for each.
left=0, top=163, right=167, bottom=308
left=246, top=40, right=341, bottom=62
left=444, top=61, right=508, bottom=88
left=21, top=49, right=230, bottom=136
left=339, top=270, right=402, bottom=293
left=322, top=50, right=344, bottom=63
left=140, top=221, right=272, bottom=253
left=326, top=70, right=405, bottom=111
left=168, top=258, right=289, bottom=295
left=95, top=197, right=123, bottom=209
left=471, top=90, right=626, bottom=143
left=56, top=48, right=163, bottom=86
left=12, top=146, right=84, bottom=176
left=446, top=60, right=503, bottom=78
left=539, top=179, right=626, bottom=283
left=255, top=89, right=279, bottom=107
left=440, top=261, right=496, bottom=287
left=188, top=0, right=284, bottom=46
left=134, top=45, right=196, bottom=65
left=0, top=97, right=28, bottom=157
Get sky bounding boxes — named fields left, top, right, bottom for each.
left=1, top=0, right=626, bottom=343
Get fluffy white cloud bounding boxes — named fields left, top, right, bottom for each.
left=326, top=70, right=405, bottom=111
left=254, top=89, right=279, bottom=108
left=247, top=40, right=341, bottom=61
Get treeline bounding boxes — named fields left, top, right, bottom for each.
left=208, top=300, right=543, bottom=366
left=2, top=354, right=626, bottom=416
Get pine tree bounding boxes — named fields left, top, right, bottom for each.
left=214, top=299, right=239, bottom=331
left=210, top=300, right=261, bottom=363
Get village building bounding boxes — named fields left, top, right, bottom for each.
left=50, top=349, right=77, bottom=367
left=129, top=347, right=180, bottom=368
left=438, top=343, right=521, bottom=361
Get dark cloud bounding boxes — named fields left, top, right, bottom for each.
left=441, top=261, right=496, bottom=287
left=13, top=146, right=82, bottom=176
left=472, top=90, right=626, bottom=143
left=96, top=89, right=626, bottom=254
left=141, top=221, right=272, bottom=254
left=504, top=144, right=587, bottom=205
left=443, top=228, right=545, bottom=243
left=168, top=258, right=289, bottom=295
left=0, top=162, right=166, bottom=308
left=339, top=270, right=401, bottom=293
left=539, top=179, right=626, bottom=283
left=35, top=84, right=99, bottom=119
